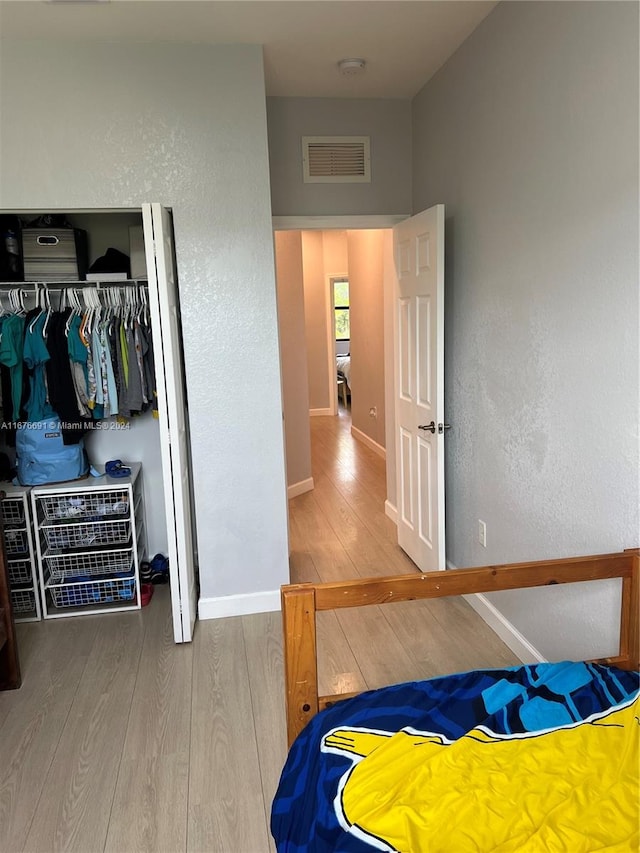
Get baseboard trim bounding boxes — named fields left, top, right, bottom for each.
left=351, top=425, right=386, bottom=459
left=447, top=560, right=546, bottom=664
left=309, top=408, right=333, bottom=417
left=288, top=477, right=314, bottom=499
left=199, top=589, right=281, bottom=620
left=384, top=500, right=397, bottom=524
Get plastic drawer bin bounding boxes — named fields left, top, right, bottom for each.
left=11, top=588, right=36, bottom=614
left=8, top=559, right=33, bottom=585
left=39, top=490, right=130, bottom=522
left=45, top=550, right=133, bottom=582
left=1, top=498, right=25, bottom=527
left=49, top=576, right=136, bottom=608
left=5, top=529, right=29, bottom=557
left=42, top=519, right=131, bottom=551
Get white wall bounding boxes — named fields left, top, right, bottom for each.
left=84, top=412, right=167, bottom=557
left=412, top=1, right=639, bottom=659
left=275, top=231, right=313, bottom=491
left=347, top=230, right=386, bottom=449
left=383, top=230, right=397, bottom=509
left=301, top=231, right=329, bottom=412
left=267, top=97, right=412, bottom=216
left=0, top=41, right=289, bottom=612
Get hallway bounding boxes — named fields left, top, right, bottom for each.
left=290, top=408, right=416, bottom=584
left=288, top=411, right=520, bottom=697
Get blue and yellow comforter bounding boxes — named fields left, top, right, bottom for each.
left=271, top=662, right=640, bottom=852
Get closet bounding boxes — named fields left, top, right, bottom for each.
left=0, top=204, right=197, bottom=643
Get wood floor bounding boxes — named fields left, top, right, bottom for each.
left=0, top=410, right=519, bottom=853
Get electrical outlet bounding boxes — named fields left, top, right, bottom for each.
left=478, top=520, right=487, bottom=548
left=369, top=407, right=377, bottom=418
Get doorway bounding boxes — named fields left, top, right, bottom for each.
left=274, top=208, right=446, bottom=580
left=274, top=222, right=399, bottom=582
left=274, top=226, right=392, bottom=491
left=332, top=276, right=351, bottom=413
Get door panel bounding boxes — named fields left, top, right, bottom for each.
left=416, top=295, right=431, bottom=408
left=393, top=205, right=445, bottom=572
left=399, top=298, right=413, bottom=401
left=142, top=203, right=198, bottom=642
left=417, top=436, right=433, bottom=548
left=400, top=427, right=414, bottom=529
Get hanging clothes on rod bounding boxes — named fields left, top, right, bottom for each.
left=23, top=287, right=55, bottom=423
left=0, top=281, right=157, bottom=444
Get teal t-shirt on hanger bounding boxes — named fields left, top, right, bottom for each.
left=23, top=311, right=56, bottom=423
left=0, top=313, right=25, bottom=422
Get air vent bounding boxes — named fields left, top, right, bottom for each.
left=302, top=136, right=371, bottom=183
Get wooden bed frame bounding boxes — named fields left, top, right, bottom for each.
left=281, top=549, right=639, bottom=746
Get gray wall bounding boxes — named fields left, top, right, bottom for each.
left=412, top=1, right=639, bottom=659
left=0, top=40, right=289, bottom=609
left=267, top=97, right=412, bottom=216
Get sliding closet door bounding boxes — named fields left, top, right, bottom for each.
left=143, top=203, right=197, bottom=643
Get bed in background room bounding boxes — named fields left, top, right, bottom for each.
left=337, top=355, right=351, bottom=395
left=272, top=550, right=640, bottom=852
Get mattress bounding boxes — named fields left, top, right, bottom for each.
left=337, top=355, right=351, bottom=388
left=271, top=661, right=640, bottom=852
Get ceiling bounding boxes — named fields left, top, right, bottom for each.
left=0, top=0, right=497, bottom=98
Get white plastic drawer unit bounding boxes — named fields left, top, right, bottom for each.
left=31, top=463, right=146, bottom=619
left=2, top=486, right=41, bottom=622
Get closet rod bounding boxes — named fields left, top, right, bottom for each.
left=0, top=279, right=147, bottom=289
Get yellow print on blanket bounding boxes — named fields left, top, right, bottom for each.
left=322, top=694, right=640, bottom=852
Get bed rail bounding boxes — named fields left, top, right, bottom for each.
left=281, top=549, right=639, bottom=747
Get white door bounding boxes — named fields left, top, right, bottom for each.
left=142, top=203, right=198, bottom=642
left=393, top=205, right=445, bottom=571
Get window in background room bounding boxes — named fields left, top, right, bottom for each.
left=334, top=279, right=350, bottom=354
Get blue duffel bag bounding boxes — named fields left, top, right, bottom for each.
left=16, top=418, right=89, bottom=486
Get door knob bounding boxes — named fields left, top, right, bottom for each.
left=438, top=423, right=451, bottom=434
left=418, top=421, right=436, bottom=433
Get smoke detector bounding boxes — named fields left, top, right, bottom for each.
left=338, top=58, right=366, bottom=77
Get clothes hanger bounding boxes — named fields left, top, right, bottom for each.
left=28, top=284, right=44, bottom=334
left=64, top=288, right=81, bottom=337
left=42, top=286, right=53, bottom=337
left=82, top=288, right=94, bottom=337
